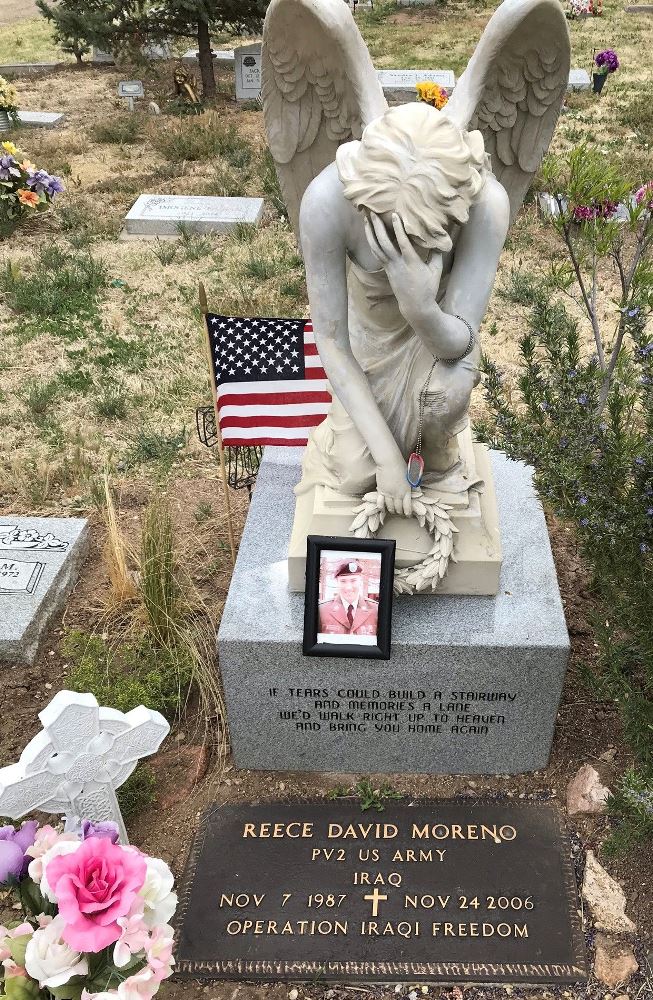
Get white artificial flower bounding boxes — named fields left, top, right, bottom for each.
left=24, top=915, right=88, bottom=989
left=32, top=840, right=81, bottom=902
left=138, top=858, right=177, bottom=928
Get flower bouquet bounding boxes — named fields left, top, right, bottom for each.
left=593, top=49, right=619, bottom=94
left=0, top=819, right=176, bottom=1000
left=415, top=81, right=449, bottom=110
left=0, top=77, right=18, bottom=133
left=0, top=141, right=64, bottom=237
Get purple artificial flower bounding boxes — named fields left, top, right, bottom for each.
left=0, top=154, right=20, bottom=181
left=578, top=393, right=589, bottom=405
left=26, top=168, right=53, bottom=196
left=47, top=175, right=64, bottom=197
left=579, top=495, right=589, bottom=505
left=640, top=542, right=649, bottom=553
left=580, top=517, right=590, bottom=526
left=81, top=819, right=120, bottom=843
left=595, top=49, right=619, bottom=74
left=0, top=821, right=39, bottom=884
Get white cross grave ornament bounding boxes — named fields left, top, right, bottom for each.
left=0, top=691, right=170, bottom=844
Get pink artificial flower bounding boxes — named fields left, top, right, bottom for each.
left=635, top=180, right=653, bottom=208
left=113, top=906, right=149, bottom=969
left=145, top=925, right=175, bottom=982
left=0, top=923, right=34, bottom=960
left=26, top=827, right=79, bottom=883
left=45, top=837, right=147, bottom=954
left=117, top=966, right=160, bottom=1000
left=3, top=959, right=27, bottom=978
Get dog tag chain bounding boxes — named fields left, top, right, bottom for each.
left=406, top=315, right=476, bottom=489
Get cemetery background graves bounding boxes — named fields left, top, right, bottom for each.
left=0, top=0, right=652, bottom=996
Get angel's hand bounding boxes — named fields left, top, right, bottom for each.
left=364, top=212, right=443, bottom=322
left=376, top=456, right=413, bottom=517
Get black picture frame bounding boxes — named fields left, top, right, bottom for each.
left=303, top=535, right=395, bottom=659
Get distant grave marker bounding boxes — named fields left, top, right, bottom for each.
left=175, top=801, right=587, bottom=984
left=16, top=111, right=65, bottom=129
left=92, top=47, right=115, bottom=64
left=118, top=80, right=144, bottom=111
left=0, top=518, right=88, bottom=666
left=122, top=194, right=264, bottom=238
left=377, top=69, right=455, bottom=103
left=567, top=68, right=591, bottom=91
left=182, top=49, right=235, bottom=67
left=235, top=43, right=262, bottom=102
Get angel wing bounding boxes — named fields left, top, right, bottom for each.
left=262, top=0, right=388, bottom=238
left=445, top=0, right=570, bottom=223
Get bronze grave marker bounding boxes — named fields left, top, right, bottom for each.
left=175, top=801, right=587, bottom=983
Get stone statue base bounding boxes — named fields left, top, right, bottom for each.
left=288, top=428, right=501, bottom=595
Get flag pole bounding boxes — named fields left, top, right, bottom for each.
left=200, top=282, right=236, bottom=566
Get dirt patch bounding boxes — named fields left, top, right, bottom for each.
left=0, top=0, right=39, bottom=27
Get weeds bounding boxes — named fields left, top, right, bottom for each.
left=1, top=246, right=109, bottom=337
left=21, top=380, right=60, bottom=417
left=151, top=238, right=179, bottom=266
left=94, top=387, right=129, bottom=420
left=91, top=113, right=146, bottom=145
left=125, top=427, right=187, bottom=469
left=327, top=778, right=403, bottom=812
left=151, top=115, right=252, bottom=165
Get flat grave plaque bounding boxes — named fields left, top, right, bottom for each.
left=0, top=517, right=89, bottom=667
left=123, top=194, right=264, bottom=236
left=175, top=801, right=587, bottom=984
left=17, top=111, right=65, bottom=129
left=377, top=69, right=456, bottom=103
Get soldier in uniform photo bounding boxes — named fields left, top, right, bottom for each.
left=318, top=560, right=379, bottom=642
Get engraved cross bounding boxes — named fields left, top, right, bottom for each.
left=363, top=887, right=388, bottom=917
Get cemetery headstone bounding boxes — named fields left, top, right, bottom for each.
left=16, top=111, right=65, bottom=129
left=182, top=49, right=235, bottom=68
left=377, top=69, right=455, bottom=104
left=0, top=690, right=170, bottom=845
left=175, top=801, right=587, bottom=983
left=625, top=4, right=653, bottom=11
left=118, top=80, right=144, bottom=112
left=235, top=43, right=262, bottom=102
left=122, top=194, right=264, bottom=238
left=0, top=517, right=88, bottom=667
left=567, top=68, right=591, bottom=91
left=92, top=47, right=115, bottom=64
left=0, top=62, right=58, bottom=76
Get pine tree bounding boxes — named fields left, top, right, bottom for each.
left=36, top=0, right=267, bottom=98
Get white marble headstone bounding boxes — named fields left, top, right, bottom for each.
left=124, top=194, right=264, bottom=237
left=377, top=69, right=456, bottom=104
left=0, top=691, right=170, bottom=844
left=567, top=69, right=591, bottom=91
left=0, top=518, right=88, bottom=667
left=235, top=43, right=262, bottom=101
left=182, top=49, right=235, bottom=67
left=17, top=111, right=65, bottom=129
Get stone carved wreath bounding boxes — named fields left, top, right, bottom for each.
left=348, top=491, right=457, bottom=595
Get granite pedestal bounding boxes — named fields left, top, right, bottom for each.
left=218, top=448, right=569, bottom=775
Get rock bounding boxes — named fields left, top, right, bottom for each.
left=582, top=852, right=636, bottom=936
left=567, top=764, right=611, bottom=815
left=594, top=934, right=638, bottom=987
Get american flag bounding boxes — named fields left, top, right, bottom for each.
left=205, top=313, right=331, bottom=446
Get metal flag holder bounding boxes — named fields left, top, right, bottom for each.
left=195, top=405, right=262, bottom=496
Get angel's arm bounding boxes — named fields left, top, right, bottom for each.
left=300, top=176, right=412, bottom=513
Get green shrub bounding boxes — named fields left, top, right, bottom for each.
left=62, top=629, right=192, bottom=718
left=476, top=144, right=653, bottom=851
left=117, top=765, right=157, bottom=820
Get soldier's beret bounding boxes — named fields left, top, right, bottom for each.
left=334, top=560, right=363, bottom=578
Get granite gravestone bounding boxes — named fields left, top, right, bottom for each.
left=175, top=801, right=587, bottom=983
left=16, top=111, right=65, bottom=129
left=217, top=448, right=569, bottom=775
left=0, top=518, right=88, bottom=667
left=122, top=194, right=264, bottom=238
left=235, top=43, right=262, bottom=101
left=377, top=69, right=455, bottom=104
left=567, top=68, right=591, bottom=91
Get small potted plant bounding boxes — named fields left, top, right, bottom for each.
left=0, top=140, right=64, bottom=237
left=415, top=81, right=449, bottom=110
left=0, top=76, right=18, bottom=133
left=593, top=49, right=619, bottom=94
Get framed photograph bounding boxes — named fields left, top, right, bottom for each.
left=303, top=536, right=395, bottom=659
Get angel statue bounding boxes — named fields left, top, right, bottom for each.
left=262, top=0, right=570, bottom=594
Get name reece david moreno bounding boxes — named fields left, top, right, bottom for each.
left=242, top=822, right=518, bottom=842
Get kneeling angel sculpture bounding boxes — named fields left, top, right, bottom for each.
left=262, top=0, right=569, bottom=592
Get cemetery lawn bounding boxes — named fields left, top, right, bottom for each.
left=0, top=0, right=652, bottom=995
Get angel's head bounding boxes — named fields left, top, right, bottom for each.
left=336, top=103, right=490, bottom=253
